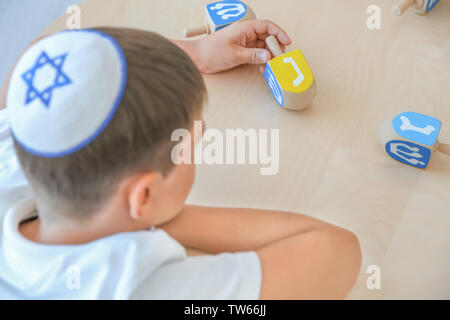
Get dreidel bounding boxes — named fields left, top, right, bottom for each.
left=263, top=35, right=316, bottom=111
left=378, top=111, right=450, bottom=169
left=184, top=0, right=256, bottom=38
left=393, top=0, right=440, bottom=16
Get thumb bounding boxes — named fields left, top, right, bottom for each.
left=235, top=47, right=271, bottom=65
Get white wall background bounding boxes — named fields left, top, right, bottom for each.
left=0, top=0, right=81, bottom=85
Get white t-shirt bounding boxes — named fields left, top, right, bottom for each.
left=0, top=110, right=262, bottom=299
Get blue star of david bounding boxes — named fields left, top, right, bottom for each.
left=21, top=51, right=71, bottom=108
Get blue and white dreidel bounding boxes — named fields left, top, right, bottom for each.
left=184, top=0, right=256, bottom=38
left=394, top=0, right=440, bottom=16
left=263, top=35, right=316, bottom=111
left=378, top=112, right=450, bottom=169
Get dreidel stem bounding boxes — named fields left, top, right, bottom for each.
left=184, top=24, right=208, bottom=38
left=394, top=0, right=423, bottom=15
left=265, top=35, right=283, bottom=58
left=437, top=142, right=450, bottom=156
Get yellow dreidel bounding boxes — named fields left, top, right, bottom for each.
left=378, top=111, right=450, bottom=169
left=263, top=35, right=316, bottom=111
left=393, top=0, right=440, bottom=16
left=184, top=0, right=256, bottom=38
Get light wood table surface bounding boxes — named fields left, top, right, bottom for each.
left=43, top=0, right=450, bottom=299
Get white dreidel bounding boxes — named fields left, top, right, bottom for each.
left=184, top=0, right=256, bottom=38
left=378, top=111, right=450, bottom=169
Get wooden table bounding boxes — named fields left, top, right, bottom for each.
left=44, top=0, right=450, bottom=299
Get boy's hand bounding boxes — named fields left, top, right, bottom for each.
left=175, top=20, right=291, bottom=74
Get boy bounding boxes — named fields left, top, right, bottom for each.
left=0, top=20, right=361, bottom=299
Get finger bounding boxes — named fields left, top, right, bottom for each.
left=243, top=20, right=292, bottom=45
left=235, top=46, right=271, bottom=64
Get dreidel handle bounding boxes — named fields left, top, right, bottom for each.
left=184, top=24, right=208, bottom=38
left=394, top=0, right=424, bottom=15
left=265, top=35, right=283, bottom=58
left=437, top=142, right=450, bottom=156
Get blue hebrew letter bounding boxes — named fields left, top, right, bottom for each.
left=385, top=140, right=431, bottom=169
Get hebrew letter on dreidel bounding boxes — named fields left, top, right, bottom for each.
left=268, top=72, right=283, bottom=105
left=399, top=115, right=435, bottom=135
left=390, top=142, right=425, bottom=166
left=210, top=2, right=246, bottom=20
left=283, top=57, right=304, bottom=87
left=264, top=64, right=284, bottom=106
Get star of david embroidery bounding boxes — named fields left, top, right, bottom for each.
left=21, top=51, right=71, bottom=108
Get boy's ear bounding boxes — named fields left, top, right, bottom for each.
left=128, top=173, right=158, bottom=220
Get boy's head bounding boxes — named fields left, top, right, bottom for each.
left=7, top=27, right=206, bottom=228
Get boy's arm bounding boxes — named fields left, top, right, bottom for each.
left=160, top=205, right=362, bottom=299
left=162, top=205, right=331, bottom=253
left=172, top=19, right=291, bottom=74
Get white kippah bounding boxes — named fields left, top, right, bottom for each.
left=6, top=29, right=127, bottom=157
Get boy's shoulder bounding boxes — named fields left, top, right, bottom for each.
left=0, top=198, right=261, bottom=299
left=0, top=199, right=188, bottom=298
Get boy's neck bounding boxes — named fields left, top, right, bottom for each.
left=18, top=206, right=142, bottom=245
